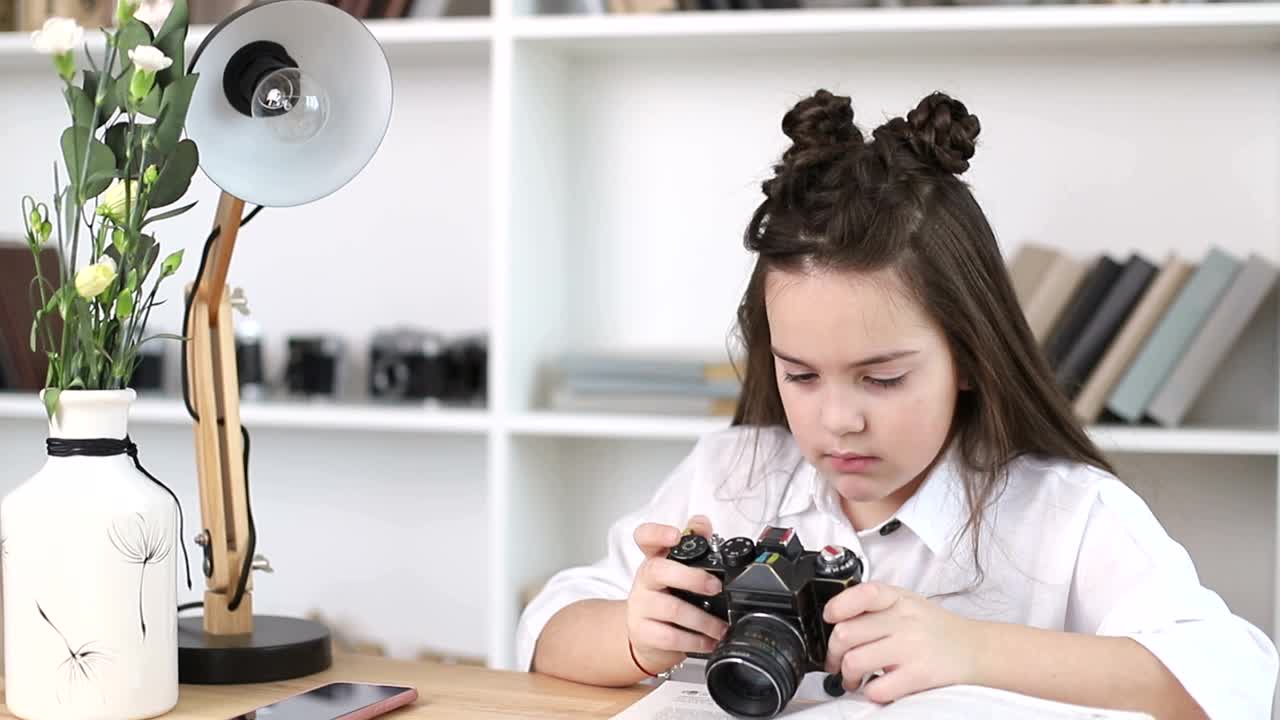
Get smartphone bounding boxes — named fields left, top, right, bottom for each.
left=228, top=681, right=418, bottom=720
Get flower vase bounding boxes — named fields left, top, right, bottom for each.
left=2, top=389, right=178, bottom=720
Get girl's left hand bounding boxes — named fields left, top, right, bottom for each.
left=822, top=581, right=987, bottom=703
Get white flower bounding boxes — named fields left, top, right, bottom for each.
left=96, top=178, right=140, bottom=224
left=75, top=257, right=117, bottom=299
left=127, top=45, right=172, bottom=73
left=31, top=17, right=83, bottom=55
left=133, top=0, right=173, bottom=33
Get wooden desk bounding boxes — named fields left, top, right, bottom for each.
left=0, top=654, right=651, bottom=720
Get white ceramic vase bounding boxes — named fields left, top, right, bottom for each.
left=1, top=389, right=179, bottom=720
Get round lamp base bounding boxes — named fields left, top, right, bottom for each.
left=178, top=614, right=332, bottom=684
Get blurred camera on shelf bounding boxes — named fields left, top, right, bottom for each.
left=368, top=327, right=486, bottom=404
left=235, top=317, right=267, bottom=401
left=128, top=337, right=168, bottom=395
left=284, top=334, right=346, bottom=399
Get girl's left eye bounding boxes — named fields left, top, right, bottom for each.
left=867, top=374, right=906, bottom=388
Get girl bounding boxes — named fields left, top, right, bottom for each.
left=516, top=90, right=1278, bottom=719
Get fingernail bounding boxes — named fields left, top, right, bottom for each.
left=706, top=578, right=722, bottom=594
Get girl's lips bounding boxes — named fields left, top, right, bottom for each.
left=826, top=453, right=880, bottom=473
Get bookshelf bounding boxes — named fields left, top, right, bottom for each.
left=0, top=3, right=1276, bottom=696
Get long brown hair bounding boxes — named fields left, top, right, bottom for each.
left=729, top=89, right=1114, bottom=580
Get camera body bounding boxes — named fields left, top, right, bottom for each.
left=667, top=526, right=863, bottom=718
left=368, top=328, right=487, bottom=403
left=369, top=328, right=449, bottom=400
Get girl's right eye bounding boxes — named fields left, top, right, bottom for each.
left=783, top=372, right=816, bottom=384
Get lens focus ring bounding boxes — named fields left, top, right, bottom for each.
left=705, top=613, right=807, bottom=718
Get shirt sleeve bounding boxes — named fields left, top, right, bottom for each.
left=1065, top=474, right=1279, bottom=719
left=513, top=439, right=705, bottom=672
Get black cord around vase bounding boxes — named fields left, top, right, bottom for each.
left=180, top=204, right=264, bottom=613
left=46, top=436, right=192, bottom=590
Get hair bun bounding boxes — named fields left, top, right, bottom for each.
left=780, top=89, right=862, bottom=160
left=875, top=92, right=981, bottom=175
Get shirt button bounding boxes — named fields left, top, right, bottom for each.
left=879, top=519, right=902, bottom=536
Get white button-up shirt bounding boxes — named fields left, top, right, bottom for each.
left=516, top=426, right=1278, bottom=718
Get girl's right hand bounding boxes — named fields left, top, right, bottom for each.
left=626, top=515, right=731, bottom=676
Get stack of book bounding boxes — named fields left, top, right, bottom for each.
left=546, top=350, right=741, bottom=416
left=0, top=243, right=62, bottom=394
left=1009, top=244, right=1278, bottom=427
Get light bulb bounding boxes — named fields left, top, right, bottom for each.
left=250, top=67, right=330, bottom=143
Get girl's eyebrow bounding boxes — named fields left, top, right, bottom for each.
left=771, top=347, right=919, bottom=369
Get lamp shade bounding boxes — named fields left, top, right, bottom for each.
left=186, top=0, right=393, bottom=207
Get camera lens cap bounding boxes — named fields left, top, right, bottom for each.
left=670, top=533, right=710, bottom=563
left=719, top=536, right=756, bottom=568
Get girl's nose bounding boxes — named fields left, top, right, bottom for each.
left=821, top=386, right=866, bottom=436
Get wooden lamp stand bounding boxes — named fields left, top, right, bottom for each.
left=176, top=191, right=332, bottom=684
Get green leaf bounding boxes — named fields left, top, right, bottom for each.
left=153, top=0, right=188, bottom=88
left=43, top=387, right=60, bottom=420
left=85, top=169, right=119, bottom=192
left=148, top=139, right=198, bottom=208
left=81, top=70, right=117, bottom=128
left=138, top=235, right=158, bottom=278
left=136, top=83, right=162, bottom=118
left=104, top=122, right=130, bottom=173
left=30, top=315, right=40, bottom=353
left=142, top=200, right=196, bottom=227
left=60, top=126, right=118, bottom=200
left=115, top=20, right=153, bottom=72
left=160, top=249, right=183, bottom=278
left=153, top=73, right=197, bottom=156
left=141, top=332, right=186, bottom=345
left=64, top=86, right=94, bottom=132
left=115, top=289, right=134, bottom=319
left=126, top=268, right=139, bottom=293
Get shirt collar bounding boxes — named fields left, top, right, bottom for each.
left=890, top=441, right=968, bottom=557
left=777, top=440, right=968, bottom=558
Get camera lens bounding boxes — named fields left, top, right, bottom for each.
left=705, top=613, right=807, bottom=718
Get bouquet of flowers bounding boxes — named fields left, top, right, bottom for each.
left=22, top=0, right=198, bottom=418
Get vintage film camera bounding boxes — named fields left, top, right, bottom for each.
left=369, top=328, right=486, bottom=403
left=667, top=526, right=863, bottom=718
left=284, top=334, right=346, bottom=398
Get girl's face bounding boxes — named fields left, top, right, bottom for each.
left=765, top=265, right=963, bottom=529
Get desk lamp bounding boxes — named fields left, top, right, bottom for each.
left=177, top=0, right=392, bottom=684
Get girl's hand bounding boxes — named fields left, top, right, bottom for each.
left=823, top=581, right=987, bottom=703
left=626, top=515, right=730, bottom=676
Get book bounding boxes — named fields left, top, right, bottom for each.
left=1072, top=254, right=1192, bottom=424
left=1021, top=252, right=1091, bottom=343
left=0, top=244, right=63, bottom=391
left=1053, top=253, right=1157, bottom=398
left=1006, top=243, right=1059, bottom=307
left=1145, top=253, right=1279, bottom=427
left=560, top=350, right=739, bottom=384
left=1105, top=247, right=1240, bottom=423
left=610, top=679, right=1154, bottom=719
left=547, top=385, right=737, bottom=416
left=1043, top=255, right=1124, bottom=369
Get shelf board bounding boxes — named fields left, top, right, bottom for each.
left=511, top=3, right=1280, bottom=53
left=0, top=17, right=492, bottom=69
left=508, top=410, right=1280, bottom=454
left=0, top=393, right=490, bottom=434
left=1087, top=424, right=1280, bottom=456
left=1, top=393, right=1272, bottom=450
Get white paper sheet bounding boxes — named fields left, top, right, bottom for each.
left=609, top=680, right=1156, bottom=720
